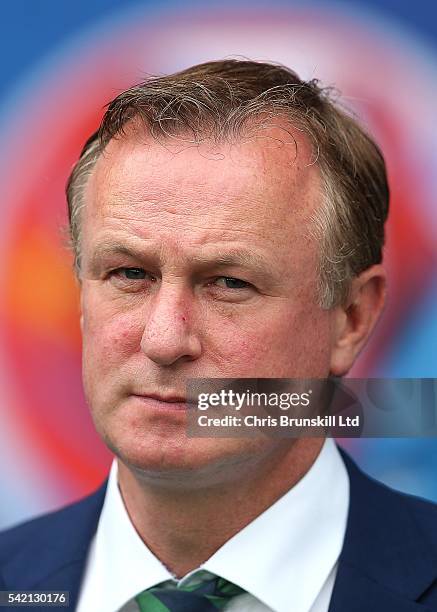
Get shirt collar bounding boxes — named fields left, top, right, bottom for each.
left=78, top=439, right=349, bottom=612
left=203, top=438, right=349, bottom=611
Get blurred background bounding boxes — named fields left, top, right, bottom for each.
left=0, top=0, right=436, bottom=530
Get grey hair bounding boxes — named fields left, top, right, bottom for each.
left=66, top=59, right=389, bottom=308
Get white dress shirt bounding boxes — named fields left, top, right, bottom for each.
left=77, top=439, right=349, bottom=612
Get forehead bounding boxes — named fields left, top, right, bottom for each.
left=83, top=121, right=321, bottom=244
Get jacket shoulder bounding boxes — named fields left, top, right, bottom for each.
left=0, top=483, right=107, bottom=572
left=338, top=448, right=437, bottom=607
left=343, top=447, right=437, bottom=529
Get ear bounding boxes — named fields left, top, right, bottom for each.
left=330, top=264, right=386, bottom=376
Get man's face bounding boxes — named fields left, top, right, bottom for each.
left=80, top=124, right=334, bottom=481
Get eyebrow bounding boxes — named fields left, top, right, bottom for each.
left=194, top=249, right=272, bottom=272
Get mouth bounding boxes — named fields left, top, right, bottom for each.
left=131, top=393, right=193, bottom=411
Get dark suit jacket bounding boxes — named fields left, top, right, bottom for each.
left=1, top=450, right=437, bottom=611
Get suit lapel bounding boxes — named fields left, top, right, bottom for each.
left=330, top=450, right=437, bottom=611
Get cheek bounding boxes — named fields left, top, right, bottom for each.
left=272, top=308, right=332, bottom=376
left=83, top=314, right=141, bottom=368
left=206, top=302, right=332, bottom=377
left=81, top=290, right=143, bottom=374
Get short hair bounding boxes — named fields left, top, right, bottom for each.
left=66, top=59, right=389, bottom=308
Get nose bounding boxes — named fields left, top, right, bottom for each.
left=140, top=282, right=201, bottom=366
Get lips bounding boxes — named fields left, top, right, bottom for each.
left=144, top=393, right=187, bottom=402
left=131, top=393, right=193, bottom=410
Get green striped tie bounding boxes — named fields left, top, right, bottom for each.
left=135, top=575, right=245, bottom=611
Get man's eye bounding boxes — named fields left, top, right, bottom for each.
left=121, top=267, right=146, bottom=280
left=214, top=277, right=250, bottom=289
left=109, top=267, right=149, bottom=281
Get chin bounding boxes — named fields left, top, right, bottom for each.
left=108, top=431, right=275, bottom=489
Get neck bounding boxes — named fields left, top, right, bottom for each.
left=117, top=438, right=324, bottom=578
